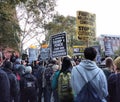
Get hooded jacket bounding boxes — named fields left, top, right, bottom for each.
left=71, top=60, right=108, bottom=102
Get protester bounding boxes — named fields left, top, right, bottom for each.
left=71, top=47, right=108, bottom=102
left=10, top=52, right=17, bottom=63
left=3, top=61, right=19, bottom=102
left=102, top=57, right=116, bottom=79
left=31, top=60, right=39, bottom=78
left=20, top=66, right=38, bottom=102
left=58, top=56, right=74, bottom=102
left=51, top=64, right=60, bottom=102
left=0, top=52, right=10, bottom=102
left=108, top=56, right=120, bottom=102
left=44, top=59, right=55, bottom=102
left=37, top=60, right=46, bottom=102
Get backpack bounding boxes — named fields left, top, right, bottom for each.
left=37, top=67, right=45, bottom=87
left=44, top=64, right=54, bottom=86
left=23, top=77, right=36, bottom=89
left=58, top=72, right=73, bottom=100
left=76, top=68, right=101, bottom=102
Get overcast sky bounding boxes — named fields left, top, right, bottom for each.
left=55, top=0, right=120, bottom=37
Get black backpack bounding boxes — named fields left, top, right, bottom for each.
left=37, top=66, right=45, bottom=87
left=23, top=77, right=36, bottom=89
left=44, top=64, right=54, bottom=86
left=76, top=68, right=101, bottom=102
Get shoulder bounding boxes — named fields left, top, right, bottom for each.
left=108, top=73, right=116, bottom=80
left=0, top=69, right=8, bottom=77
left=72, top=65, right=79, bottom=71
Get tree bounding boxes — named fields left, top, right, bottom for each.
left=16, top=0, right=56, bottom=55
left=0, top=1, right=21, bottom=50
left=44, top=13, right=79, bottom=56
left=0, top=0, right=57, bottom=55
left=114, top=47, right=120, bottom=56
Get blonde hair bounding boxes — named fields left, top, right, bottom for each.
left=105, top=57, right=116, bottom=72
left=114, top=56, right=120, bottom=70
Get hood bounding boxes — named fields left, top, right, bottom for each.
left=80, top=60, right=98, bottom=71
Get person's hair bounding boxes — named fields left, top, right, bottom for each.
left=4, top=61, right=13, bottom=70
left=114, top=56, right=120, bottom=70
left=105, top=57, right=114, bottom=68
left=84, top=47, right=97, bottom=61
left=61, top=56, right=72, bottom=73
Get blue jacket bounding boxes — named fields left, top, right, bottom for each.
left=0, top=69, right=10, bottom=102
left=71, top=60, right=108, bottom=102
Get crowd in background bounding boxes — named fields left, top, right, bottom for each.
left=0, top=47, right=120, bottom=102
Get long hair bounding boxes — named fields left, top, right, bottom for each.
left=60, top=57, right=72, bottom=73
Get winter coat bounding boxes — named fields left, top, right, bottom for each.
left=0, top=69, right=10, bottom=102
left=3, top=68, right=19, bottom=98
left=20, top=73, right=38, bottom=102
left=108, top=73, right=120, bottom=102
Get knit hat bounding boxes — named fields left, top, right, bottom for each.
left=114, top=56, right=120, bottom=70
left=25, top=66, right=32, bottom=73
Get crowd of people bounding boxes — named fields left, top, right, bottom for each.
left=0, top=47, right=120, bottom=102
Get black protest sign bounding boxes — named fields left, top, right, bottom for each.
left=50, top=32, right=67, bottom=58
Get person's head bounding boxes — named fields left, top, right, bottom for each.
left=105, top=57, right=114, bottom=68
left=52, top=64, right=59, bottom=72
left=25, top=66, right=32, bottom=73
left=84, top=47, right=97, bottom=61
left=4, top=61, right=13, bottom=70
left=75, top=58, right=81, bottom=65
left=114, top=56, right=120, bottom=71
left=61, top=56, right=72, bottom=72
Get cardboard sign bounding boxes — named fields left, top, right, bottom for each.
left=29, top=48, right=38, bottom=63
left=76, top=11, right=96, bottom=41
left=40, top=48, right=49, bottom=61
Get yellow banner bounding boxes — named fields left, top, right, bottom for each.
left=76, top=11, right=96, bottom=41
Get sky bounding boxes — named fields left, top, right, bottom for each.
left=55, top=0, right=120, bottom=37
